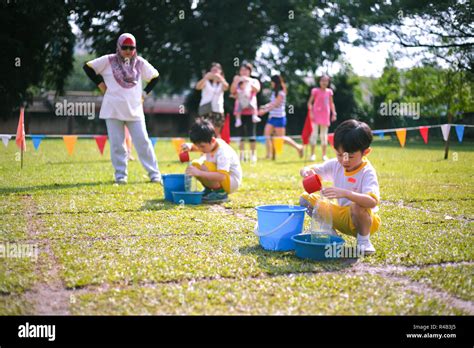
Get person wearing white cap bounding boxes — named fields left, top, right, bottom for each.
left=84, top=33, right=161, bottom=184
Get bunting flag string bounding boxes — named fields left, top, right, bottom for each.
left=373, top=130, right=385, bottom=139
left=63, top=136, right=78, bottom=156
left=455, top=125, right=464, bottom=143
left=31, top=135, right=45, bottom=151
left=94, top=135, right=108, bottom=155
left=419, top=126, right=429, bottom=144
left=2, top=124, right=473, bottom=156
left=0, top=135, right=11, bottom=148
left=396, top=128, right=407, bottom=147
left=440, top=124, right=451, bottom=141
left=171, top=138, right=185, bottom=155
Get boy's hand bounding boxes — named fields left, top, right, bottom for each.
left=300, top=167, right=314, bottom=177
left=181, top=143, right=193, bottom=152
left=185, top=165, right=201, bottom=177
left=321, top=187, right=349, bottom=199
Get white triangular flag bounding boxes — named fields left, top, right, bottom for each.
left=441, top=124, right=451, bottom=141
left=1, top=135, right=12, bottom=147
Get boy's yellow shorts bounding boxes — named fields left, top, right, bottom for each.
left=301, top=192, right=381, bottom=237
left=191, top=159, right=232, bottom=194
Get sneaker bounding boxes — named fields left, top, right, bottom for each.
left=322, top=155, right=329, bottom=162
left=252, top=115, right=261, bottom=123
left=240, top=152, right=246, bottom=162
left=115, top=177, right=128, bottom=185
left=357, top=238, right=376, bottom=256
left=310, top=154, right=316, bottom=162
left=150, top=174, right=163, bottom=185
left=201, top=187, right=213, bottom=199
left=235, top=118, right=242, bottom=128
left=202, top=189, right=229, bottom=203
left=250, top=153, right=257, bottom=164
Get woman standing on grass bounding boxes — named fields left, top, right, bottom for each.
left=195, top=62, right=229, bottom=137
left=258, top=74, right=303, bottom=159
left=307, top=74, right=337, bottom=162
left=83, top=33, right=162, bottom=184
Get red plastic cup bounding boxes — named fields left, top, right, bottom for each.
left=303, top=173, right=322, bottom=193
left=179, top=151, right=190, bottom=163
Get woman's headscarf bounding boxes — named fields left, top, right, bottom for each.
left=108, top=33, right=143, bottom=88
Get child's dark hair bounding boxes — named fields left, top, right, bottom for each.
left=240, top=61, right=253, bottom=74
left=189, top=120, right=216, bottom=144
left=334, top=119, right=373, bottom=153
left=271, top=74, right=287, bottom=94
left=210, top=62, right=224, bottom=77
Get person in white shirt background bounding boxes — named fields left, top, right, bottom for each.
left=83, top=33, right=161, bottom=184
left=230, top=62, right=261, bottom=163
left=195, top=62, right=229, bottom=137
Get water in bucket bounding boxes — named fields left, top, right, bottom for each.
left=310, top=193, right=334, bottom=243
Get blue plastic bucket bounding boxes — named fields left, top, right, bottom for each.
left=254, top=205, right=306, bottom=251
left=172, top=191, right=204, bottom=205
left=291, top=234, right=345, bottom=260
left=162, top=174, right=186, bottom=202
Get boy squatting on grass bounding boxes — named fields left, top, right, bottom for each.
left=181, top=120, right=242, bottom=203
left=299, top=119, right=381, bottom=255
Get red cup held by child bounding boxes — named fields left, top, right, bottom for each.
left=303, top=173, right=322, bottom=193
left=179, top=151, right=190, bottom=163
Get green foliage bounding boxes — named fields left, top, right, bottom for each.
left=0, top=0, right=75, bottom=116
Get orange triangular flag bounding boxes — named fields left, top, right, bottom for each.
left=396, top=129, right=406, bottom=147
left=419, top=126, right=429, bottom=144
left=94, top=135, right=108, bottom=155
left=63, top=135, right=78, bottom=155
left=221, top=113, right=231, bottom=144
left=328, top=133, right=334, bottom=147
left=16, top=107, right=26, bottom=151
left=171, top=138, right=185, bottom=155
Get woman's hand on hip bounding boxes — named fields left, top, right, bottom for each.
left=98, top=82, right=107, bottom=94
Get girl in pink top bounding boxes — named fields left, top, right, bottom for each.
left=307, top=75, right=337, bottom=161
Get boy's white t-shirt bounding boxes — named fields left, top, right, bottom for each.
left=87, top=54, right=159, bottom=121
left=312, top=157, right=380, bottom=213
left=199, top=80, right=224, bottom=113
left=202, top=139, right=242, bottom=193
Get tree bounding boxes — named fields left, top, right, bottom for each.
left=0, top=0, right=75, bottom=118
left=338, top=0, right=474, bottom=74
left=331, top=63, right=366, bottom=129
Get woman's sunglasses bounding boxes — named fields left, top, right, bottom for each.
left=121, top=46, right=136, bottom=51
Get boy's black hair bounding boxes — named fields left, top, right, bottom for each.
left=189, top=120, right=216, bottom=144
left=334, top=119, right=373, bottom=153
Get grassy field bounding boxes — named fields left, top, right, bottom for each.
left=0, top=136, right=473, bottom=315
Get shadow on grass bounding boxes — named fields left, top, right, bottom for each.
left=0, top=181, right=111, bottom=194
left=239, top=244, right=358, bottom=275
left=140, top=199, right=209, bottom=211
left=0, top=180, right=163, bottom=195
left=46, top=159, right=110, bottom=165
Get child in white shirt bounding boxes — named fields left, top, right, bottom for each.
left=299, top=119, right=381, bottom=255
left=182, top=120, right=242, bottom=203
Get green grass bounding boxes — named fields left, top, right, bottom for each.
left=0, top=137, right=473, bottom=315
left=403, top=264, right=474, bottom=301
